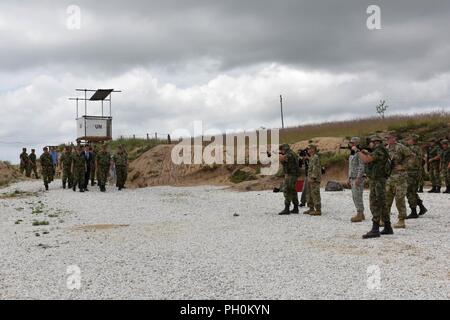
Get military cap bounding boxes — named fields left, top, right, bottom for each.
left=369, top=135, right=383, bottom=142
left=279, top=144, right=290, bottom=151
left=441, top=139, right=449, bottom=145
left=350, top=137, right=360, bottom=144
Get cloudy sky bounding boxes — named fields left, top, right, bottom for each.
left=1, top=0, right=450, bottom=163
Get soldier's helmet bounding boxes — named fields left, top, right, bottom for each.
left=369, top=135, right=383, bottom=142
left=350, top=137, right=360, bottom=144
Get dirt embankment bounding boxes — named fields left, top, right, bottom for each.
left=0, top=161, right=21, bottom=187
left=127, top=137, right=349, bottom=191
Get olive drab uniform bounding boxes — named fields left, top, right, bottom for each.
left=306, top=153, right=322, bottom=214
left=385, top=143, right=411, bottom=225
left=60, top=151, right=73, bottom=189
left=39, top=152, right=53, bottom=190
left=113, top=151, right=128, bottom=190
left=406, top=143, right=425, bottom=213
left=90, top=148, right=97, bottom=186
left=428, top=144, right=441, bottom=189
left=72, top=152, right=86, bottom=191
left=366, top=144, right=390, bottom=224
left=96, top=150, right=111, bottom=191
left=281, top=147, right=300, bottom=209
left=29, top=152, right=39, bottom=179
left=20, top=151, right=31, bottom=177
left=440, top=144, right=450, bottom=192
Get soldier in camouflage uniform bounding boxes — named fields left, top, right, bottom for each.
left=417, top=144, right=427, bottom=193
left=348, top=137, right=366, bottom=223
left=357, top=135, right=391, bottom=239
left=278, top=144, right=300, bottom=215
left=72, top=146, right=87, bottom=192
left=96, top=144, right=111, bottom=192
left=29, top=149, right=39, bottom=179
left=90, top=145, right=97, bottom=187
left=427, top=139, right=442, bottom=193
left=304, top=145, right=322, bottom=216
left=19, top=148, right=31, bottom=177
left=39, top=147, right=54, bottom=191
left=385, top=132, right=412, bottom=229
left=440, top=140, right=450, bottom=193
left=113, top=146, right=128, bottom=191
left=60, top=146, right=73, bottom=189
left=405, top=135, right=428, bottom=219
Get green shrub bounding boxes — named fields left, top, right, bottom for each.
left=230, top=169, right=257, bottom=184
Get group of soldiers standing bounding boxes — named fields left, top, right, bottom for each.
left=278, top=133, right=450, bottom=239
left=19, top=143, right=129, bottom=192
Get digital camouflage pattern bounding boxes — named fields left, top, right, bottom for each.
left=72, top=152, right=86, bottom=190
left=429, top=144, right=442, bottom=187
left=90, top=149, right=97, bottom=184
left=281, top=147, right=300, bottom=206
left=385, top=143, right=411, bottom=220
left=60, top=151, right=73, bottom=187
left=366, top=144, right=390, bottom=223
left=29, top=152, right=39, bottom=178
left=39, top=152, right=53, bottom=187
left=406, top=144, right=423, bottom=209
left=307, top=153, right=321, bottom=212
left=348, top=153, right=365, bottom=213
left=96, top=150, right=111, bottom=187
left=441, top=146, right=450, bottom=188
left=20, top=151, right=31, bottom=177
left=113, top=152, right=128, bottom=189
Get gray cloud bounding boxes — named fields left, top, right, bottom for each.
left=1, top=0, right=450, bottom=162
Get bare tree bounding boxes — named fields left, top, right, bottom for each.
left=376, top=100, right=389, bottom=119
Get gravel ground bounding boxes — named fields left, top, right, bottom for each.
left=0, top=180, right=449, bottom=300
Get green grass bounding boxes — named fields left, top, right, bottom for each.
left=320, top=152, right=348, bottom=168
left=0, top=190, right=38, bottom=199
left=280, top=112, right=450, bottom=144
left=108, top=138, right=169, bottom=161
left=32, top=220, right=49, bottom=226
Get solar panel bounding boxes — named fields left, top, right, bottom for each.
left=89, top=89, right=114, bottom=101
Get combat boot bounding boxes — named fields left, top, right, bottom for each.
left=417, top=186, right=423, bottom=193
left=309, top=210, right=321, bottom=216
left=278, top=203, right=291, bottom=215
left=436, top=187, right=441, bottom=193
left=303, top=207, right=314, bottom=215
left=44, top=183, right=49, bottom=191
left=290, top=203, right=299, bottom=214
left=79, top=188, right=84, bottom=193
left=362, top=222, right=380, bottom=239
left=72, top=185, right=76, bottom=192
left=351, top=212, right=365, bottom=223
left=62, top=181, right=66, bottom=189
left=406, top=208, right=419, bottom=219
left=299, top=203, right=306, bottom=207
left=380, top=221, right=394, bottom=235
left=418, top=201, right=428, bottom=216
left=443, top=186, right=450, bottom=194
left=394, top=219, right=406, bottom=229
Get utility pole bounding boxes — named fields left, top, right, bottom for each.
left=280, top=94, right=285, bottom=129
